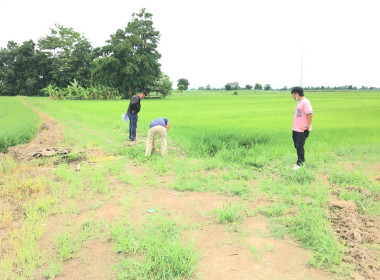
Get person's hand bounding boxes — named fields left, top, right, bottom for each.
left=300, top=126, right=308, bottom=131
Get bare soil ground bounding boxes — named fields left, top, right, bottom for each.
left=1, top=109, right=379, bottom=280
left=329, top=200, right=380, bottom=280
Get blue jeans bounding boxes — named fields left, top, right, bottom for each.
left=128, top=112, right=138, bottom=141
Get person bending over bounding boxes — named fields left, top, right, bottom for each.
left=145, top=118, right=171, bottom=156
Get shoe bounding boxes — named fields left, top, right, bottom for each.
left=292, top=164, right=301, bottom=170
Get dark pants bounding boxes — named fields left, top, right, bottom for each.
left=292, top=130, right=310, bottom=166
left=128, top=112, right=138, bottom=141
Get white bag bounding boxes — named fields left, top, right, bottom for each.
left=122, top=113, right=129, bottom=122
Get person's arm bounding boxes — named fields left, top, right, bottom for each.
left=304, top=113, right=313, bottom=130
left=166, top=122, right=171, bottom=132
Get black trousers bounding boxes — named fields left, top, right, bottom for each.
left=292, top=130, right=310, bottom=166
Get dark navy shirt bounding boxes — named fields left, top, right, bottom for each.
left=149, top=118, right=169, bottom=129
left=127, top=95, right=141, bottom=114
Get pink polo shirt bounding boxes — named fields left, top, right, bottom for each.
left=292, top=97, right=313, bottom=132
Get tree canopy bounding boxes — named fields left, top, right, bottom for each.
left=38, top=24, right=93, bottom=88
left=92, top=8, right=161, bottom=98
left=177, top=78, right=189, bottom=90
left=0, top=9, right=168, bottom=99
left=0, top=40, right=49, bottom=96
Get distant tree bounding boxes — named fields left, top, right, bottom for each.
left=254, top=83, right=262, bottom=90
left=95, top=8, right=161, bottom=98
left=198, top=86, right=205, bottom=90
left=224, top=84, right=232, bottom=91
left=231, top=82, right=240, bottom=90
left=225, top=82, right=239, bottom=91
left=0, top=40, right=49, bottom=96
left=38, top=24, right=93, bottom=88
left=264, top=84, right=272, bottom=90
left=206, top=84, right=211, bottom=90
left=281, top=86, right=288, bottom=91
left=245, top=84, right=253, bottom=90
left=178, top=84, right=185, bottom=96
left=153, top=72, right=172, bottom=98
left=177, top=78, right=189, bottom=90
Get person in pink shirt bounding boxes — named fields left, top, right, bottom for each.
left=291, top=87, right=313, bottom=170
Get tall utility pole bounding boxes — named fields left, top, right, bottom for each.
left=300, top=47, right=304, bottom=87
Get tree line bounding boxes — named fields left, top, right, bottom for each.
left=0, top=9, right=172, bottom=99
left=195, top=83, right=379, bottom=91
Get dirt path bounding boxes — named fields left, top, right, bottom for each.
left=2, top=103, right=378, bottom=280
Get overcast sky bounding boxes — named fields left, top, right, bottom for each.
left=1, top=0, right=379, bottom=89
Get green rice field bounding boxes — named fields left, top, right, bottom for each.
left=0, top=97, right=39, bottom=152
left=1, top=91, right=379, bottom=279
left=26, top=91, right=380, bottom=166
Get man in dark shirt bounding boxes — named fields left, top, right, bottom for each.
left=127, top=90, right=147, bottom=141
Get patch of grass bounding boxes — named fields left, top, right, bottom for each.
left=257, top=204, right=289, bottom=217
left=214, top=202, right=245, bottom=224
left=56, top=219, right=106, bottom=261
left=1, top=175, right=48, bottom=198
left=42, top=261, right=63, bottom=279
left=339, top=190, right=380, bottom=215
left=53, top=164, right=85, bottom=197
left=173, top=173, right=250, bottom=197
left=328, top=171, right=369, bottom=187
left=288, top=203, right=344, bottom=268
left=56, top=233, right=80, bottom=261
left=257, top=179, right=328, bottom=207
left=25, top=197, right=57, bottom=219
left=0, top=155, right=17, bottom=175
left=221, top=168, right=256, bottom=181
left=118, top=172, right=139, bottom=186
left=280, top=167, right=316, bottom=185
left=267, top=218, right=289, bottom=239
left=2, top=223, right=45, bottom=280
left=111, top=215, right=199, bottom=280
left=83, top=166, right=109, bottom=194
left=146, top=155, right=172, bottom=175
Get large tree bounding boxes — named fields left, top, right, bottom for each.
left=38, top=24, right=93, bottom=88
left=95, top=8, right=161, bottom=98
left=91, top=56, right=121, bottom=88
left=0, top=40, right=49, bottom=96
